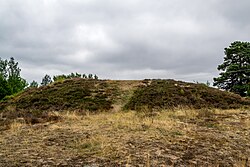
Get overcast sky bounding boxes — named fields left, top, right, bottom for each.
left=0, top=0, right=249, bottom=83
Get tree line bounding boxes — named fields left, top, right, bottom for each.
left=0, top=41, right=249, bottom=100
left=0, top=57, right=98, bottom=100
left=31, top=72, right=99, bottom=88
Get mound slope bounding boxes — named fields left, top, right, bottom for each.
left=0, top=79, right=120, bottom=125
left=1, top=79, right=117, bottom=111
left=0, top=79, right=249, bottom=126
left=124, top=79, right=250, bottom=110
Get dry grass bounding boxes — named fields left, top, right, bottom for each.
left=214, top=108, right=245, bottom=115
left=0, top=108, right=250, bottom=166
left=9, top=119, right=25, bottom=133
left=59, top=111, right=82, bottom=121
left=1, top=79, right=249, bottom=166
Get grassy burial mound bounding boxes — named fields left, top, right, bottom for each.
left=0, top=79, right=249, bottom=166
left=124, top=79, right=250, bottom=111
left=1, top=79, right=118, bottom=111
left=0, top=79, right=249, bottom=127
left=0, top=79, right=120, bottom=125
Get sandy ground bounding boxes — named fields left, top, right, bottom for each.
left=0, top=108, right=250, bottom=167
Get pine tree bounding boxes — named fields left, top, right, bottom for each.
left=30, top=80, right=39, bottom=88
left=41, top=74, right=52, bottom=86
left=213, top=41, right=250, bottom=96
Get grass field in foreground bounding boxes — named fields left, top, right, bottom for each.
left=0, top=108, right=249, bottom=166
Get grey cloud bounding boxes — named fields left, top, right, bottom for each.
left=0, top=0, right=249, bottom=83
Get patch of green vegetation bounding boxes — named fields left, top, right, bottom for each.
left=0, top=79, right=249, bottom=127
left=205, top=123, right=218, bottom=128
left=124, top=79, right=250, bottom=111
left=170, top=130, right=183, bottom=136
left=0, top=79, right=119, bottom=124
left=78, top=140, right=102, bottom=154
left=10, top=79, right=115, bottom=112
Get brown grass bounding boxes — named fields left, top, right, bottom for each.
left=9, top=120, right=25, bottom=133
left=1, top=108, right=249, bottom=166
left=0, top=79, right=249, bottom=166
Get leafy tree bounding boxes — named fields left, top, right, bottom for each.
left=0, top=57, right=27, bottom=100
left=53, top=72, right=83, bottom=82
left=68, top=72, right=82, bottom=78
left=88, top=74, right=93, bottom=79
left=52, top=73, right=98, bottom=83
left=94, top=74, right=98, bottom=80
left=7, top=57, right=28, bottom=94
left=82, top=74, right=87, bottom=79
left=69, top=72, right=76, bottom=78
left=213, top=41, right=250, bottom=97
left=41, top=74, right=52, bottom=86
left=75, top=72, right=81, bottom=78
left=0, top=75, right=11, bottom=99
left=30, top=80, right=39, bottom=88
left=53, top=74, right=67, bottom=82
left=0, top=58, right=8, bottom=79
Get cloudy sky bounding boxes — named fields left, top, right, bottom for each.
left=0, top=0, right=249, bottom=83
